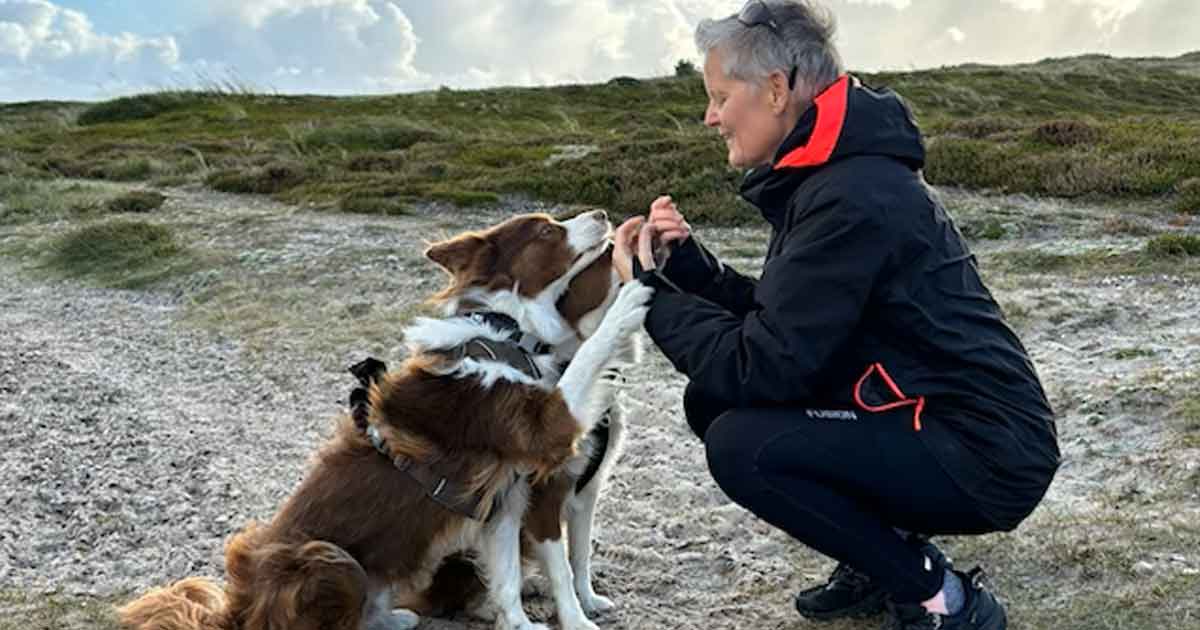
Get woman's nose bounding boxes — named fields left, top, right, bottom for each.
left=704, top=103, right=720, bottom=128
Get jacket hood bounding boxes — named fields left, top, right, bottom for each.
left=741, top=75, right=926, bottom=224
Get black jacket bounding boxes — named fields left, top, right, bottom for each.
left=637, top=75, right=1059, bottom=530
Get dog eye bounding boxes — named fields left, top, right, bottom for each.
left=539, top=224, right=559, bottom=238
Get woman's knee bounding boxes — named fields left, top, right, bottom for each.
left=703, top=409, right=763, bottom=501
left=683, top=382, right=729, bottom=440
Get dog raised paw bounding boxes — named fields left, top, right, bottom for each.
left=604, top=280, right=653, bottom=338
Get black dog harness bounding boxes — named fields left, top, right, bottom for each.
left=347, top=313, right=620, bottom=517
left=348, top=357, right=493, bottom=520
left=428, top=311, right=553, bottom=380
left=346, top=312, right=553, bottom=520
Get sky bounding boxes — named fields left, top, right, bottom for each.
left=0, top=0, right=1197, bottom=102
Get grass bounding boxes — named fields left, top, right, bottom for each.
left=2, top=52, right=1198, bottom=224
left=0, top=178, right=123, bottom=224
left=105, top=190, right=166, bottom=214
left=43, top=219, right=197, bottom=289
left=0, top=590, right=120, bottom=630
left=1177, top=178, right=1200, bottom=214
left=985, top=234, right=1200, bottom=278
left=1171, top=387, right=1200, bottom=447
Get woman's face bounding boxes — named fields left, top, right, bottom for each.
left=702, top=49, right=792, bottom=169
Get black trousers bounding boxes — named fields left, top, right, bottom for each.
left=684, top=384, right=997, bottom=603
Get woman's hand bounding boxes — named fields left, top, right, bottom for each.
left=613, top=217, right=662, bottom=284
left=613, top=217, right=644, bottom=284
left=649, top=195, right=691, bottom=246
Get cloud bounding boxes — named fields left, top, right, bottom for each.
left=0, top=0, right=179, bottom=99
left=0, top=0, right=1196, bottom=102
left=182, top=0, right=424, bottom=93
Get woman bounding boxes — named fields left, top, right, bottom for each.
left=612, top=2, right=1059, bottom=629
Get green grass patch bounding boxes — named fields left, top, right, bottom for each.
left=337, top=195, right=409, bottom=215
left=1172, top=390, right=1200, bottom=441
left=44, top=220, right=194, bottom=288
left=207, top=163, right=314, bottom=194
left=1111, top=347, right=1156, bottom=360
left=986, top=238, right=1200, bottom=277
left=1145, top=233, right=1200, bottom=258
left=1176, top=178, right=1200, bottom=214
left=0, top=178, right=118, bottom=224
left=0, top=589, right=120, bottom=630
left=296, top=119, right=447, bottom=153
left=428, top=190, right=501, bottom=207
left=77, top=92, right=211, bottom=126
left=104, top=190, right=166, bottom=213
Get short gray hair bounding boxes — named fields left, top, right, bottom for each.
left=695, top=0, right=843, bottom=104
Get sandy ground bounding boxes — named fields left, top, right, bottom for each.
left=1, top=186, right=1197, bottom=629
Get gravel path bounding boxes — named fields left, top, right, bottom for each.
left=1, top=187, right=1197, bottom=629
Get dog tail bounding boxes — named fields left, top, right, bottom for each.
left=119, top=523, right=369, bottom=630
left=116, top=576, right=228, bottom=630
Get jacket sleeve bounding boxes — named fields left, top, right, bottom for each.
left=656, top=236, right=759, bottom=316
left=637, top=199, right=891, bottom=408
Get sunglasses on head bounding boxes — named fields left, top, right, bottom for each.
left=737, top=0, right=798, bottom=90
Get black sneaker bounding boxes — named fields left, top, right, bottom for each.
left=794, top=561, right=887, bottom=621
left=794, top=535, right=948, bottom=622
left=882, top=567, right=1007, bottom=630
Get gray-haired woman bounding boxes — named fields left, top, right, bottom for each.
left=611, top=2, right=1059, bottom=629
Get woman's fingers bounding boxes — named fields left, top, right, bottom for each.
left=658, top=228, right=690, bottom=244
left=637, top=221, right=658, bottom=271
left=612, top=217, right=645, bottom=283
left=615, top=216, right=645, bottom=246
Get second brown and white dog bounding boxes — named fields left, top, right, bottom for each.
left=402, top=231, right=638, bottom=630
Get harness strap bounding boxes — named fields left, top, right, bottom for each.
left=348, top=357, right=491, bottom=521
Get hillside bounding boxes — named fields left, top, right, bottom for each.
left=2, top=52, right=1199, bottom=224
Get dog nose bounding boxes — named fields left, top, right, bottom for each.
left=590, top=209, right=608, bottom=222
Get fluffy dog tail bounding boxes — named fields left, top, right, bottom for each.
left=119, top=523, right=369, bottom=630
left=116, top=576, right=228, bottom=630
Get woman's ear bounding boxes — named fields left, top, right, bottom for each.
left=769, top=69, right=791, bottom=114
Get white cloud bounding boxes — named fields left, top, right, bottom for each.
left=0, top=0, right=1195, bottom=102
left=999, top=0, right=1144, bottom=28
left=176, top=0, right=424, bottom=94
left=0, top=0, right=180, bottom=99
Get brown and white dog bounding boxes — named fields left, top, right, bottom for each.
left=405, top=225, right=638, bottom=629
left=117, top=210, right=650, bottom=630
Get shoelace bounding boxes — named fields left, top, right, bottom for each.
left=827, top=562, right=872, bottom=590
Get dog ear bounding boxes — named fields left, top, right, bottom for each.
left=425, top=235, right=489, bottom=274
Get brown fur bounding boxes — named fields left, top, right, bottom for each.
left=118, top=212, right=612, bottom=630
left=427, top=213, right=577, bottom=303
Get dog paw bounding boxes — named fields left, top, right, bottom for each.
left=494, top=620, right=549, bottom=630
left=560, top=618, right=601, bottom=630
left=605, top=281, right=653, bottom=337
left=579, top=593, right=616, bottom=616
left=376, top=609, right=419, bottom=630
